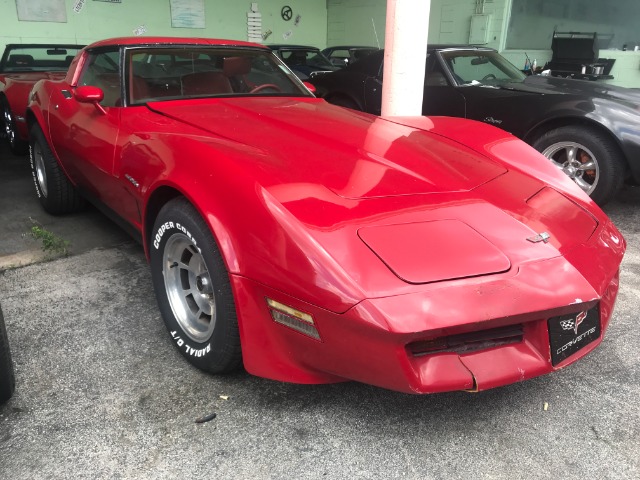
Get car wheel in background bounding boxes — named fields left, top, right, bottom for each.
left=150, top=198, right=242, bottom=374
left=533, top=126, right=625, bottom=205
left=0, top=302, right=16, bottom=404
left=2, top=101, right=28, bottom=155
left=29, top=124, right=85, bottom=215
left=328, top=96, right=361, bottom=110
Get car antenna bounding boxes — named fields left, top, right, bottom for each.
left=371, top=18, right=380, bottom=49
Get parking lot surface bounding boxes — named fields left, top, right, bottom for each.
left=0, top=143, right=639, bottom=479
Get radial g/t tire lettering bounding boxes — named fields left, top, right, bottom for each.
left=150, top=198, right=242, bottom=373
left=0, top=302, right=16, bottom=404
left=29, top=124, right=84, bottom=214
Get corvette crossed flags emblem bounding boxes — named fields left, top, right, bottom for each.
left=527, top=232, right=551, bottom=243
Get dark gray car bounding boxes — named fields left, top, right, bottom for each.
left=268, top=45, right=339, bottom=80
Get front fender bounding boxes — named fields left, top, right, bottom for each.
left=588, top=99, right=640, bottom=183
left=523, top=100, right=640, bottom=184
left=26, top=79, right=54, bottom=142
left=133, top=134, right=365, bottom=314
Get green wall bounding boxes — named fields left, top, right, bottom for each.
left=3, top=0, right=637, bottom=88
left=326, top=0, right=387, bottom=48
left=0, top=0, right=327, bottom=52
left=326, top=0, right=509, bottom=50
left=326, top=0, right=639, bottom=88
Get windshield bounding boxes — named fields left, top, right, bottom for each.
left=127, top=47, right=313, bottom=104
left=1, top=45, right=83, bottom=72
left=440, top=50, right=526, bottom=85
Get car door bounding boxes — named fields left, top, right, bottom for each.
left=358, top=53, right=385, bottom=115
left=107, top=47, right=168, bottom=231
left=455, top=84, right=542, bottom=138
left=361, top=52, right=467, bottom=118
left=434, top=51, right=536, bottom=138
left=422, top=54, right=466, bottom=118
left=47, top=47, right=122, bottom=208
left=363, top=74, right=383, bottom=114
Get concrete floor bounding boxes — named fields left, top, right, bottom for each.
left=0, top=143, right=132, bottom=268
left=0, top=139, right=639, bottom=479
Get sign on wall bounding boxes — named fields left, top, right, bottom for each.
left=170, top=0, right=205, bottom=29
left=16, top=0, right=67, bottom=22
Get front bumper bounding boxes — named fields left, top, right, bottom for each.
left=232, top=266, right=620, bottom=394
left=232, top=220, right=624, bottom=394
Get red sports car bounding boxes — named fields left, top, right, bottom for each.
left=26, top=37, right=625, bottom=394
left=0, top=43, right=84, bottom=153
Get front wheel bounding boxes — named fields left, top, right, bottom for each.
left=532, top=126, right=625, bottom=205
left=0, top=302, right=16, bottom=404
left=2, top=101, right=28, bottom=155
left=149, top=198, right=242, bottom=373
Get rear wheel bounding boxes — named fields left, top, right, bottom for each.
left=532, top=126, right=625, bottom=205
left=2, top=101, right=28, bottom=155
left=29, top=124, right=84, bottom=214
left=150, top=198, right=242, bottom=373
left=0, top=302, right=16, bottom=404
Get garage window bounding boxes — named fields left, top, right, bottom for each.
left=507, top=0, right=638, bottom=50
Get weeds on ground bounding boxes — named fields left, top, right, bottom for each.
left=25, top=219, right=70, bottom=258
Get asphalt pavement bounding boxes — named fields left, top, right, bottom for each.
left=0, top=140, right=639, bottom=479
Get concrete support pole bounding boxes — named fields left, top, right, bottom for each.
left=381, top=0, right=431, bottom=117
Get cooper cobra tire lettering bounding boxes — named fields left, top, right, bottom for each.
left=153, top=221, right=198, bottom=250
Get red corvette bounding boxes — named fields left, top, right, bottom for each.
left=26, top=37, right=625, bottom=394
left=0, top=44, right=84, bottom=153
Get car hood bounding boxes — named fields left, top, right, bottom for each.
left=141, top=98, right=622, bottom=311
left=495, top=76, right=640, bottom=105
left=147, top=97, right=507, bottom=199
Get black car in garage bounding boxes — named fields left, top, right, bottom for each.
left=321, top=45, right=379, bottom=67
left=268, top=45, right=339, bottom=80
left=311, top=46, right=640, bottom=205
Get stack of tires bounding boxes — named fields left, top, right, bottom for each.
left=0, top=302, right=15, bottom=403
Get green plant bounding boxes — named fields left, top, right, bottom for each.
left=28, top=223, right=70, bottom=257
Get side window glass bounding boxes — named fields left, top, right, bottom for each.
left=425, top=56, right=450, bottom=87
left=329, top=49, right=349, bottom=66
left=78, top=49, right=121, bottom=107
left=444, top=55, right=506, bottom=84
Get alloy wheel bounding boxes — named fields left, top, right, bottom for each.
left=3, top=107, right=16, bottom=147
left=162, top=234, right=216, bottom=343
left=32, top=141, right=49, bottom=198
left=541, top=141, right=599, bottom=195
